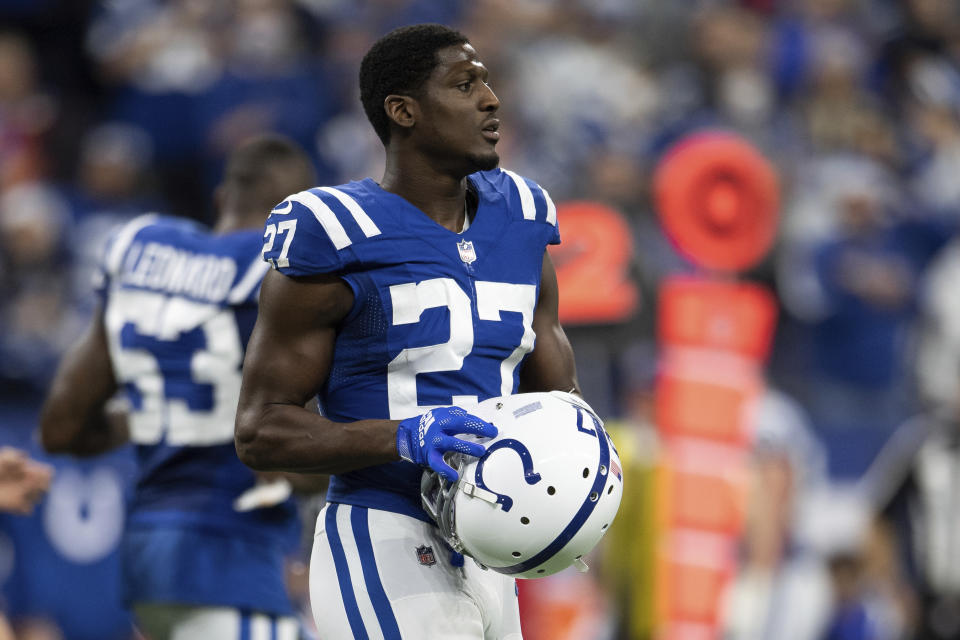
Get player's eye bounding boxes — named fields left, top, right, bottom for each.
left=457, top=81, right=472, bottom=92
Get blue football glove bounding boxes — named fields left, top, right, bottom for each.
left=396, top=406, right=498, bottom=482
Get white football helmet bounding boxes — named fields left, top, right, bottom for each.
left=421, top=391, right=623, bottom=579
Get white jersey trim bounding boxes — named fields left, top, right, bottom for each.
left=542, top=186, right=557, bottom=226
left=105, top=214, right=159, bottom=278
left=227, top=257, right=270, bottom=304
left=290, top=190, right=352, bottom=250
left=319, top=186, right=382, bottom=239
left=502, top=169, right=537, bottom=221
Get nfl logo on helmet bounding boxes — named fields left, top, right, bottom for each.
left=416, top=545, right=436, bottom=567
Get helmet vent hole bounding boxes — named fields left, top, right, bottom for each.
left=520, top=516, right=530, bottom=525
left=537, top=569, right=545, bottom=574
left=512, top=551, right=522, bottom=558
left=589, top=491, right=599, bottom=502
left=607, top=485, right=614, bottom=495
left=547, top=486, right=556, bottom=495
left=601, top=523, right=609, bottom=531
left=575, top=555, right=582, bottom=560
left=600, top=465, right=607, bottom=475
left=582, top=468, right=590, bottom=478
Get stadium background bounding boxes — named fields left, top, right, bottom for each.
left=1, top=0, right=959, bottom=638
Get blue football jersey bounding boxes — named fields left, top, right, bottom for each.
left=262, top=169, right=560, bottom=521
left=0, top=420, right=136, bottom=640
left=96, top=214, right=299, bottom=614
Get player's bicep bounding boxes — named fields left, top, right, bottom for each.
left=240, top=269, right=353, bottom=407
left=519, top=252, right=580, bottom=394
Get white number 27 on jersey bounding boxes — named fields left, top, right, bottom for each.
left=262, top=220, right=297, bottom=268
left=386, top=277, right=536, bottom=419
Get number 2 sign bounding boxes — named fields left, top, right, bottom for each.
left=548, top=201, right=639, bottom=326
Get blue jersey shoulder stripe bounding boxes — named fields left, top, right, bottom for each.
left=500, top=169, right=557, bottom=227
left=278, top=187, right=381, bottom=253
left=287, top=190, right=353, bottom=250
left=501, top=169, right=537, bottom=221
left=318, top=186, right=381, bottom=239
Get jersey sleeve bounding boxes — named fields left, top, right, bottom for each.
left=540, top=185, right=561, bottom=246
left=262, top=187, right=379, bottom=276
left=92, top=214, right=158, bottom=301
left=498, top=169, right=561, bottom=246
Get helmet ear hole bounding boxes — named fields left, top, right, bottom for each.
left=511, top=551, right=522, bottom=558
left=547, top=486, right=556, bottom=495
left=521, top=516, right=530, bottom=525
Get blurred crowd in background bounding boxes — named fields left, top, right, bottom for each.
left=3, top=0, right=960, bottom=639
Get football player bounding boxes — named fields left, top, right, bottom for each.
left=40, top=134, right=316, bottom=639
left=235, top=24, right=581, bottom=639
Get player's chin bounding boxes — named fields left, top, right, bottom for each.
left=469, top=149, right=500, bottom=172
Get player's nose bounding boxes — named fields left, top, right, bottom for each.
left=480, top=83, right=500, bottom=112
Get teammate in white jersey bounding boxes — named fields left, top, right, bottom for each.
left=40, top=134, right=317, bottom=640
left=235, top=24, right=581, bottom=639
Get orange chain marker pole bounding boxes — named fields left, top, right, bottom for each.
left=652, top=132, right=780, bottom=640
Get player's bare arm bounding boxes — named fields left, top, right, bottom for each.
left=235, top=269, right=403, bottom=473
left=518, top=251, right=580, bottom=396
left=39, top=308, right=128, bottom=456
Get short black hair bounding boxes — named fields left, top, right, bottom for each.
left=359, top=23, right=469, bottom=145
left=222, top=133, right=315, bottom=217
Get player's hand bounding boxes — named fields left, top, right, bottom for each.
left=0, top=447, right=53, bottom=515
left=396, top=407, right=497, bottom=482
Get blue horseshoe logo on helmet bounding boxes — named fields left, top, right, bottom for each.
left=474, top=439, right=541, bottom=512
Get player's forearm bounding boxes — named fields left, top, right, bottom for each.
left=39, top=372, right=120, bottom=456
left=65, top=412, right=128, bottom=456
left=40, top=312, right=123, bottom=456
left=40, top=407, right=128, bottom=457
left=234, top=402, right=401, bottom=473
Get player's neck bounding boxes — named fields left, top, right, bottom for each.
left=213, top=211, right=259, bottom=234
left=380, top=157, right=471, bottom=232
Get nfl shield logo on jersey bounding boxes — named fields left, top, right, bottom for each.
left=457, top=239, right=476, bottom=264
left=416, top=545, right=436, bottom=567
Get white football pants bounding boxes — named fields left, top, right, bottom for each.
left=133, top=604, right=299, bottom=640
left=310, top=503, right=523, bottom=639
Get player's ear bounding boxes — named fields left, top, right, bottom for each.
left=384, top=95, right=416, bottom=131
